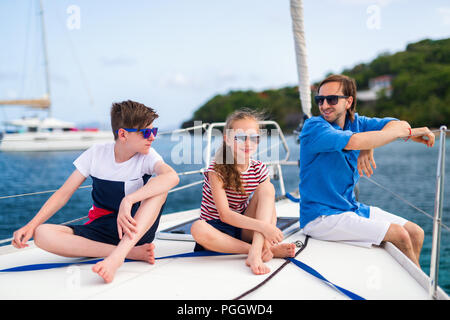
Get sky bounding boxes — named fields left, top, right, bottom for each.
left=0, top=0, right=449, bottom=130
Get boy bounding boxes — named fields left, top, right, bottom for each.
left=299, top=74, right=435, bottom=267
left=12, top=100, right=179, bottom=283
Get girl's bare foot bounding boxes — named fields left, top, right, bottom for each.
left=271, top=243, right=296, bottom=258
left=126, top=243, right=155, bottom=264
left=245, top=252, right=271, bottom=275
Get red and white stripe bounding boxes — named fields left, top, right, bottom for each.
left=200, top=159, right=269, bottom=221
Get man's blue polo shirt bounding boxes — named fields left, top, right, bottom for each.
left=298, top=113, right=397, bottom=229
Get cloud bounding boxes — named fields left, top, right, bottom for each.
left=158, top=72, right=193, bottom=89
left=437, top=7, right=450, bottom=25
left=157, top=70, right=264, bottom=92
left=158, top=71, right=239, bottom=90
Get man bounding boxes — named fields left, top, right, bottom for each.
left=299, top=74, right=435, bottom=267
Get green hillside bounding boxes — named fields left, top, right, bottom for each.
left=182, top=38, right=450, bottom=131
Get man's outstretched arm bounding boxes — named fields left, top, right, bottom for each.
left=344, top=120, right=435, bottom=150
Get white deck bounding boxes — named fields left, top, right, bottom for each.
left=0, top=198, right=447, bottom=300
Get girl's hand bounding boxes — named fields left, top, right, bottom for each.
left=357, top=149, right=376, bottom=177
left=261, top=222, right=283, bottom=246
left=410, top=127, right=435, bottom=147
left=117, top=197, right=137, bottom=240
left=12, top=224, right=35, bottom=249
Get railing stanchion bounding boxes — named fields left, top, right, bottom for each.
left=429, top=125, right=447, bottom=299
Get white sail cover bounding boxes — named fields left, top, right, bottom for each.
left=290, top=0, right=312, bottom=118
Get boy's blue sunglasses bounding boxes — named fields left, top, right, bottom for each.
left=117, top=127, right=158, bottom=139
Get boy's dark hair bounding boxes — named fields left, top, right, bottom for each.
left=317, top=74, right=357, bottom=122
left=110, top=100, right=159, bottom=140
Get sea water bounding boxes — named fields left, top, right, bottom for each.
left=0, top=134, right=448, bottom=294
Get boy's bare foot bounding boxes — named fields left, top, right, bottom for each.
left=93, top=243, right=156, bottom=283
left=245, top=253, right=271, bottom=275
left=126, top=243, right=155, bottom=264
left=271, top=243, right=296, bottom=258
left=92, top=256, right=123, bottom=283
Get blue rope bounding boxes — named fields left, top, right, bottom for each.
left=287, top=257, right=365, bottom=300
left=0, top=250, right=231, bottom=272
left=285, top=192, right=300, bottom=203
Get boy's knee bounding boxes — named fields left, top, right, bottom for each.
left=33, top=224, right=50, bottom=248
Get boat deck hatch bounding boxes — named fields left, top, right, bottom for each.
left=156, top=217, right=300, bottom=241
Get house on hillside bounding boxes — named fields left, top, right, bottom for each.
left=358, top=75, right=393, bottom=102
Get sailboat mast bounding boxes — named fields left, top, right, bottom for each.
left=290, top=0, right=311, bottom=119
left=0, top=0, right=51, bottom=110
left=39, top=0, right=52, bottom=117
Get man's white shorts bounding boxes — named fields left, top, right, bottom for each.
left=302, top=206, right=408, bottom=248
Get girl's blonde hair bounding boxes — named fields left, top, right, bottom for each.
left=213, top=108, right=264, bottom=194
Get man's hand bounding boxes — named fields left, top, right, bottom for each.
left=117, top=197, right=137, bottom=240
left=357, top=149, right=376, bottom=177
left=410, top=127, right=435, bottom=147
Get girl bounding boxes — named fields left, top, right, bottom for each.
left=191, top=109, right=296, bottom=275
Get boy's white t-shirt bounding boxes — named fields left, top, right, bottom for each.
left=73, top=142, right=164, bottom=213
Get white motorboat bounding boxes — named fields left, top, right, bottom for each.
left=0, top=116, right=113, bottom=152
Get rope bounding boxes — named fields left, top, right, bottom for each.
left=0, top=178, right=203, bottom=200
left=233, top=236, right=309, bottom=300
left=0, top=185, right=92, bottom=200
left=0, top=250, right=232, bottom=273
left=0, top=128, right=446, bottom=201
left=362, top=176, right=450, bottom=232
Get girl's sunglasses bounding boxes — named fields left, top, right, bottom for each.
left=314, top=95, right=349, bottom=106
left=234, top=133, right=260, bottom=144
left=118, top=127, right=158, bottom=139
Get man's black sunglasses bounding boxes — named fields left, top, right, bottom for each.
left=314, top=95, right=349, bottom=106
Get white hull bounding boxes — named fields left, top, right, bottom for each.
left=0, top=198, right=447, bottom=300
left=0, top=131, right=114, bottom=152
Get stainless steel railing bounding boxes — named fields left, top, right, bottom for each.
left=429, top=126, right=447, bottom=299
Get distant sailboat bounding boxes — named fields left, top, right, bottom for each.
left=0, top=0, right=113, bottom=152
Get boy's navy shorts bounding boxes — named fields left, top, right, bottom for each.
left=194, top=219, right=242, bottom=252
left=69, top=202, right=165, bottom=246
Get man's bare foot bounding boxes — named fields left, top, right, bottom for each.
left=126, top=243, right=155, bottom=264
left=245, top=254, right=270, bottom=275
left=92, top=256, right=123, bottom=283
left=271, top=243, right=296, bottom=258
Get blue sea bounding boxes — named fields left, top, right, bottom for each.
left=0, top=134, right=449, bottom=295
